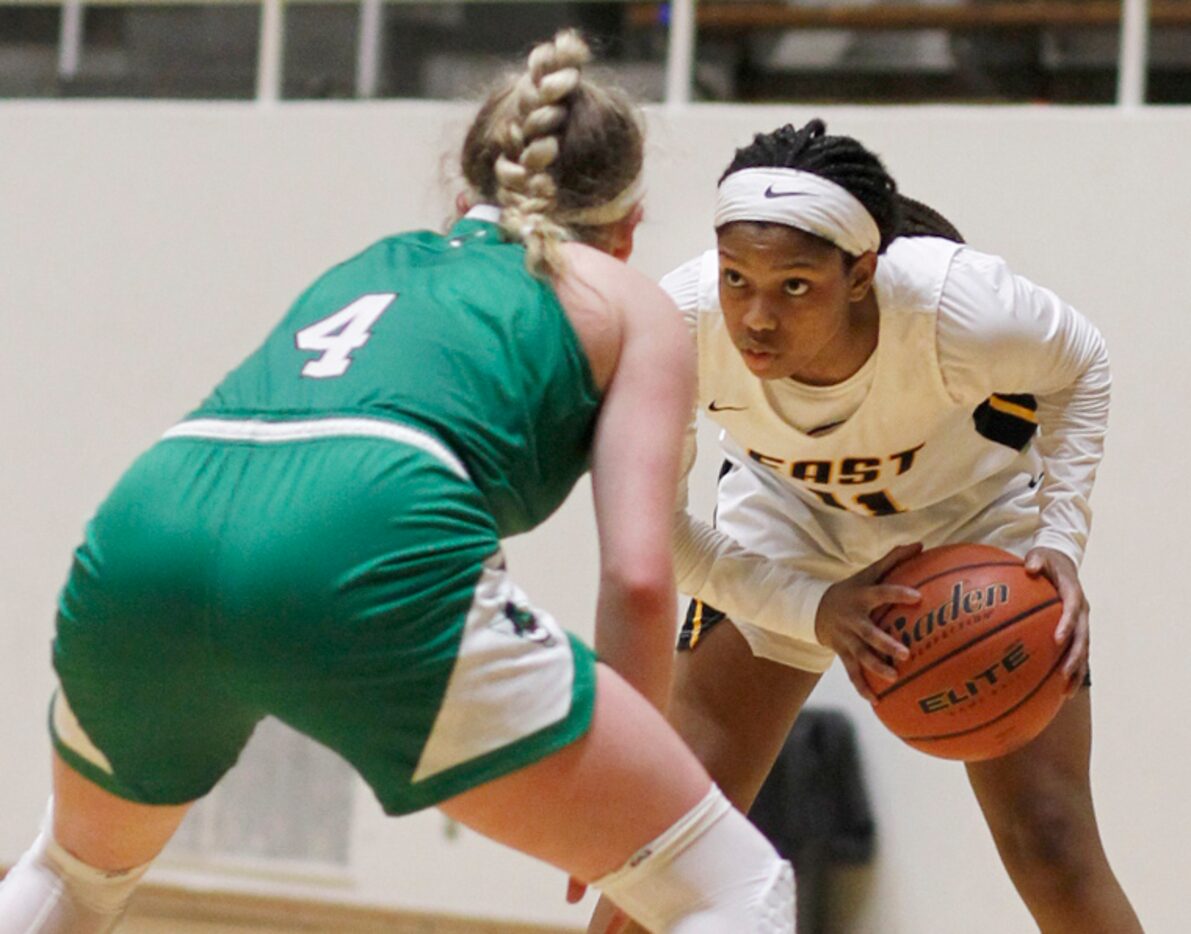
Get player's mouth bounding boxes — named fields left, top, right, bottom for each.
left=739, top=345, right=776, bottom=368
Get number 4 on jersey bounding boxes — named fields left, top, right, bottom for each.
left=295, top=293, right=396, bottom=378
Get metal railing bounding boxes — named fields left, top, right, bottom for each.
left=1120, top=0, right=1152, bottom=106
left=11, top=0, right=1160, bottom=106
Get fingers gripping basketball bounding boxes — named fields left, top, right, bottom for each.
left=862, top=543, right=1070, bottom=761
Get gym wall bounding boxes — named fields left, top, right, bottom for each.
left=1, top=101, right=1186, bottom=932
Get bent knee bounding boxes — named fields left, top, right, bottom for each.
left=596, top=786, right=794, bottom=933
left=991, top=791, right=1104, bottom=884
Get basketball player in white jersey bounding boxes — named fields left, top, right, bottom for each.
left=589, top=120, right=1141, bottom=933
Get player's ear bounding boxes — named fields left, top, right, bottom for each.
left=454, top=191, right=472, bottom=217
left=605, top=202, right=644, bottom=262
left=847, top=250, right=878, bottom=302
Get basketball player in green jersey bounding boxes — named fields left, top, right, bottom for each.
left=0, top=33, right=795, bottom=934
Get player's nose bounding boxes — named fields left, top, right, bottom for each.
left=742, top=296, right=777, bottom=331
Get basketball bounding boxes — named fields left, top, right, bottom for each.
left=863, top=543, right=1069, bottom=762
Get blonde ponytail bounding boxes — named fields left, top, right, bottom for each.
left=492, top=31, right=589, bottom=277
left=461, top=30, right=645, bottom=279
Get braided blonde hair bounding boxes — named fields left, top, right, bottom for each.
left=461, top=30, right=644, bottom=278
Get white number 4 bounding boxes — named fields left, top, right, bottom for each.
left=295, top=293, right=396, bottom=378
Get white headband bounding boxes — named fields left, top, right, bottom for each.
left=557, top=176, right=645, bottom=227
left=464, top=175, right=644, bottom=232
left=714, top=167, right=880, bottom=256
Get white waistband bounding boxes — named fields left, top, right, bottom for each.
left=162, top=416, right=469, bottom=479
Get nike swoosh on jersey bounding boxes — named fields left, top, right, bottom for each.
left=708, top=401, right=748, bottom=412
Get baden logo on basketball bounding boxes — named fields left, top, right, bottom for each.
left=887, top=579, right=1011, bottom=651
left=863, top=543, right=1070, bottom=762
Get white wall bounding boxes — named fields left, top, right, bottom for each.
left=2, top=101, right=1188, bottom=932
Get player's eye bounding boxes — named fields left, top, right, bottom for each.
left=783, top=278, right=810, bottom=297
left=722, top=268, right=746, bottom=288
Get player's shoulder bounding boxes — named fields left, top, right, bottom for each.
left=326, top=228, right=456, bottom=282
left=557, top=242, right=684, bottom=349
left=292, top=231, right=434, bottom=305
left=554, top=243, right=685, bottom=388
left=876, top=235, right=965, bottom=316
left=660, top=248, right=720, bottom=334
left=882, top=234, right=965, bottom=279
left=564, top=241, right=674, bottom=308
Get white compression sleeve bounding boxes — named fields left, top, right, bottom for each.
left=672, top=508, right=831, bottom=645
left=0, top=804, right=150, bottom=934
left=937, top=246, right=1110, bottom=566
left=594, top=785, right=795, bottom=933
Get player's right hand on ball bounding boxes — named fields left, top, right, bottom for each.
left=815, top=543, right=923, bottom=702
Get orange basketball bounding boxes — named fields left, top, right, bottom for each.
left=862, top=543, right=1069, bottom=762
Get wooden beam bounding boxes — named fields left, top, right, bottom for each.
left=0, top=867, right=579, bottom=934
left=627, top=1, right=1191, bottom=33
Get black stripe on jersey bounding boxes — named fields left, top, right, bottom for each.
left=710, top=459, right=738, bottom=527
left=972, top=393, right=1038, bottom=451
left=677, top=462, right=739, bottom=651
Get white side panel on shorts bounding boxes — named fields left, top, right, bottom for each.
left=52, top=690, right=113, bottom=775
left=411, top=557, right=574, bottom=784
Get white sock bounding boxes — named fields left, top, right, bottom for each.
left=0, top=805, right=150, bottom=934
left=594, top=784, right=795, bottom=934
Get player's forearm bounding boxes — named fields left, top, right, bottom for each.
left=1033, top=354, right=1110, bottom=565
left=593, top=578, right=676, bottom=713
left=672, top=510, right=830, bottom=645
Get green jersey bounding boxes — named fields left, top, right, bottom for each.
left=192, top=213, right=603, bottom=536
left=51, top=211, right=605, bottom=812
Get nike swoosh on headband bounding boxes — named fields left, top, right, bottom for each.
left=763, top=185, right=813, bottom=199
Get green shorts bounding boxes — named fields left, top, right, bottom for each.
left=51, top=425, right=596, bottom=814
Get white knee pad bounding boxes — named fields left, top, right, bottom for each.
left=0, top=801, right=150, bottom=934
left=593, top=784, right=795, bottom=934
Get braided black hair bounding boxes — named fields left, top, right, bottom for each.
left=897, top=195, right=965, bottom=244
left=720, top=119, right=964, bottom=250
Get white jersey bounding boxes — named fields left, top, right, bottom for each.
left=668, top=236, right=1110, bottom=649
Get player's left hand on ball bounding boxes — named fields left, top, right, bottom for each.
left=816, top=543, right=923, bottom=702
left=1024, top=546, right=1089, bottom=696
